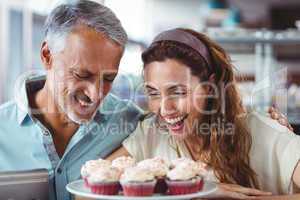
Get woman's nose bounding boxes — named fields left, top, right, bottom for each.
left=160, top=96, right=177, bottom=116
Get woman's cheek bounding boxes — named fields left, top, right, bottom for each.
left=177, top=96, right=192, bottom=114
left=148, top=99, right=160, bottom=113
left=191, top=92, right=208, bottom=114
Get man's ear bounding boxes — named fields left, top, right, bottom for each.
left=40, top=41, right=52, bottom=70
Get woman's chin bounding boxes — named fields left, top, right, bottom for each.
left=168, top=124, right=188, bottom=140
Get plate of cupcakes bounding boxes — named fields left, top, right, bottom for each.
left=66, top=157, right=217, bottom=200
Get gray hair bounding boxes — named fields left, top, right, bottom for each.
left=44, top=0, right=127, bottom=52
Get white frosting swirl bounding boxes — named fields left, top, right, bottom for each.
left=171, top=158, right=207, bottom=176
left=87, top=166, right=121, bottom=183
left=137, top=157, right=169, bottom=177
left=81, top=159, right=111, bottom=178
left=170, top=158, right=192, bottom=168
left=167, top=164, right=197, bottom=181
left=120, top=167, right=155, bottom=182
left=112, top=156, right=136, bottom=172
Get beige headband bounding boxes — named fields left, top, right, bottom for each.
left=151, top=28, right=212, bottom=68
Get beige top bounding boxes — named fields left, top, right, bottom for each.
left=123, top=111, right=300, bottom=195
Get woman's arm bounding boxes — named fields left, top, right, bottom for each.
left=293, top=162, right=300, bottom=189
left=105, top=146, right=131, bottom=161
left=214, top=183, right=272, bottom=199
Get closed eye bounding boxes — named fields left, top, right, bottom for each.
left=173, top=91, right=186, bottom=95
left=167, top=85, right=187, bottom=97
left=73, top=72, right=90, bottom=79
left=145, top=90, right=161, bottom=99
left=103, top=73, right=117, bottom=83
left=147, top=92, right=160, bottom=97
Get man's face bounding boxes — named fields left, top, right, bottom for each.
left=45, top=26, right=123, bottom=124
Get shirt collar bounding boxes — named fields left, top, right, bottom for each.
left=16, top=73, right=46, bottom=125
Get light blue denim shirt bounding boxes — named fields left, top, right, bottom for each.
left=0, top=74, right=143, bottom=200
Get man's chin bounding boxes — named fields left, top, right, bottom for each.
left=66, top=111, right=96, bottom=125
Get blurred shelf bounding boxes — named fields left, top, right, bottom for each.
left=206, top=28, right=300, bottom=44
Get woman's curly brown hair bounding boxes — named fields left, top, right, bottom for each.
left=141, top=28, right=259, bottom=188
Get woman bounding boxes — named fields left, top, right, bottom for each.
left=107, top=28, right=300, bottom=198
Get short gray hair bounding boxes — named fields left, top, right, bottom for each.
left=44, top=0, right=127, bottom=52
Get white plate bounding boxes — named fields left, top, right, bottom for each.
left=66, top=179, right=217, bottom=200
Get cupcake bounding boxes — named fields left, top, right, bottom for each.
left=171, top=158, right=207, bottom=177
left=112, top=156, right=136, bottom=173
left=120, top=166, right=157, bottom=196
left=170, top=157, right=192, bottom=168
left=137, top=157, right=169, bottom=194
left=166, top=163, right=204, bottom=195
left=87, top=166, right=122, bottom=195
left=81, top=159, right=111, bottom=187
left=137, top=157, right=169, bottom=178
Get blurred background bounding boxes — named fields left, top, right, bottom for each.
left=0, top=0, right=300, bottom=133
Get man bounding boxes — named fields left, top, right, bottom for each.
left=0, top=1, right=142, bottom=199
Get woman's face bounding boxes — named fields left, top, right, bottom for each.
left=144, top=59, right=209, bottom=140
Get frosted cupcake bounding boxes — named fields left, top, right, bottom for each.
left=87, top=166, right=122, bottom=195
left=166, top=162, right=204, bottom=195
left=137, top=157, right=169, bottom=194
left=112, top=156, right=136, bottom=173
left=81, top=159, right=111, bottom=187
left=170, top=157, right=192, bottom=168
left=120, top=166, right=156, bottom=196
left=137, top=157, right=169, bottom=177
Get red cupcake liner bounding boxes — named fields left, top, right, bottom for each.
left=197, top=179, right=204, bottom=191
left=89, top=181, right=120, bottom=195
left=166, top=177, right=204, bottom=195
left=154, top=178, right=168, bottom=194
left=121, top=180, right=156, bottom=196
left=83, top=178, right=89, bottom=187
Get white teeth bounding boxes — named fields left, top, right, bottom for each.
left=78, top=99, right=91, bottom=107
left=164, top=116, right=185, bottom=125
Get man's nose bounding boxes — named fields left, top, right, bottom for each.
left=86, top=81, right=101, bottom=103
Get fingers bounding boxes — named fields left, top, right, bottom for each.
left=277, top=114, right=294, bottom=131
left=278, top=117, right=288, bottom=126
left=288, top=124, right=294, bottom=132
left=268, top=107, right=294, bottom=132
left=270, top=111, right=280, bottom=120
left=269, top=107, right=279, bottom=120
left=268, top=106, right=275, bottom=114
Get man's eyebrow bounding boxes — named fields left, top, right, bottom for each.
left=145, top=84, right=158, bottom=90
left=70, top=67, right=94, bottom=76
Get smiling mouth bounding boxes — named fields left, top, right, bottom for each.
left=71, top=94, right=98, bottom=116
left=76, top=96, right=92, bottom=107
left=163, top=114, right=188, bottom=132
left=74, top=93, right=93, bottom=107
